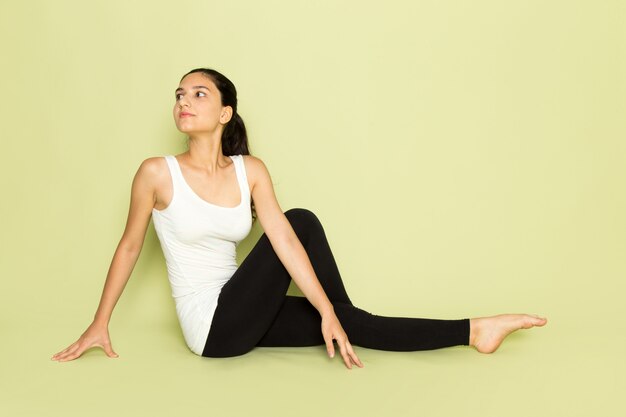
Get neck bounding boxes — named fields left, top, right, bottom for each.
left=186, top=131, right=229, bottom=172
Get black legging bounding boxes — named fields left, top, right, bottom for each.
left=202, top=208, right=469, bottom=358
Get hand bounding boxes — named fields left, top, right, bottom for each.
left=321, top=311, right=364, bottom=370
left=51, top=321, right=119, bottom=362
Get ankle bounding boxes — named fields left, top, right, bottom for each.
left=469, top=318, right=478, bottom=348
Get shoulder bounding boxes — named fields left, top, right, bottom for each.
left=241, top=155, right=272, bottom=192
left=137, top=156, right=168, bottom=175
left=240, top=154, right=264, bottom=166
left=241, top=154, right=270, bottom=177
left=133, top=156, right=169, bottom=186
left=140, top=156, right=167, bottom=170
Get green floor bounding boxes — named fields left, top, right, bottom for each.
left=3, top=303, right=622, bottom=417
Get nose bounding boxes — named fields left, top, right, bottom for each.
left=177, top=96, right=190, bottom=108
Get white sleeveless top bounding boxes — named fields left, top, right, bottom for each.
left=151, top=154, right=253, bottom=355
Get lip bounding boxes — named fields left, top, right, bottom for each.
left=179, top=112, right=194, bottom=118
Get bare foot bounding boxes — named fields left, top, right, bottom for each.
left=469, top=314, right=547, bottom=353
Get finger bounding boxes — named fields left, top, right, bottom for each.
left=337, top=338, right=352, bottom=369
left=103, top=342, right=119, bottom=358
left=57, top=342, right=84, bottom=362
left=57, top=350, right=79, bottom=362
left=59, top=343, right=90, bottom=362
left=52, top=342, right=77, bottom=359
left=345, top=341, right=362, bottom=366
left=59, top=352, right=81, bottom=362
left=346, top=342, right=364, bottom=368
left=323, top=333, right=335, bottom=358
left=54, top=345, right=79, bottom=361
left=54, top=350, right=74, bottom=362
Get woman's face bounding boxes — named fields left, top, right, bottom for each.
left=173, top=72, right=232, bottom=135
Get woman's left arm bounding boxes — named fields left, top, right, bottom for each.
left=244, top=155, right=364, bottom=369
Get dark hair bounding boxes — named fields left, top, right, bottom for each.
left=180, top=68, right=251, bottom=156
left=180, top=68, right=256, bottom=221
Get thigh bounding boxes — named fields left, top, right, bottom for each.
left=202, top=232, right=292, bottom=357
left=256, top=296, right=325, bottom=347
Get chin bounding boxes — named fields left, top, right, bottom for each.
left=176, top=125, right=199, bottom=134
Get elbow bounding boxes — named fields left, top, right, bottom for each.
left=280, top=232, right=303, bottom=257
left=264, top=214, right=301, bottom=254
left=118, top=238, right=143, bottom=256
left=268, top=229, right=298, bottom=254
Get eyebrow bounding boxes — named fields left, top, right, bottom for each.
left=175, top=85, right=210, bottom=93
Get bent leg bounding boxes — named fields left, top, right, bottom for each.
left=256, top=296, right=325, bottom=347
left=202, top=208, right=352, bottom=357
left=202, top=227, right=290, bottom=357
left=285, top=208, right=352, bottom=305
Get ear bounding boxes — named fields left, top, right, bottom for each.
left=220, top=106, right=233, bottom=124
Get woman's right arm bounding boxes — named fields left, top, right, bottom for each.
left=51, top=158, right=162, bottom=362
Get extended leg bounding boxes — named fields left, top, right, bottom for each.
left=257, top=296, right=469, bottom=351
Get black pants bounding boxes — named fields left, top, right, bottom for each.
left=202, top=208, right=469, bottom=358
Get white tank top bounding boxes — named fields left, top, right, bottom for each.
left=151, top=154, right=253, bottom=355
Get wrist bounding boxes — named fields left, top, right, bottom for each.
left=92, top=317, right=109, bottom=328
left=319, top=303, right=335, bottom=318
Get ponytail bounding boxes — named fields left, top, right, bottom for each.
left=220, top=112, right=255, bottom=221
left=222, top=112, right=250, bottom=156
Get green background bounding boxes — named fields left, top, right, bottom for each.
left=1, top=0, right=624, bottom=416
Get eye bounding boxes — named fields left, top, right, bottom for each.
left=196, top=91, right=206, bottom=97
left=175, top=93, right=183, bottom=100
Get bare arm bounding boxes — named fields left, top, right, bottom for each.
left=92, top=159, right=158, bottom=326
left=51, top=158, right=160, bottom=361
left=245, top=156, right=363, bottom=369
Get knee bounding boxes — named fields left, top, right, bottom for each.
left=284, top=208, right=323, bottom=238
left=284, top=208, right=320, bottom=226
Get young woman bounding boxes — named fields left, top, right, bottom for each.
left=51, top=68, right=547, bottom=369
